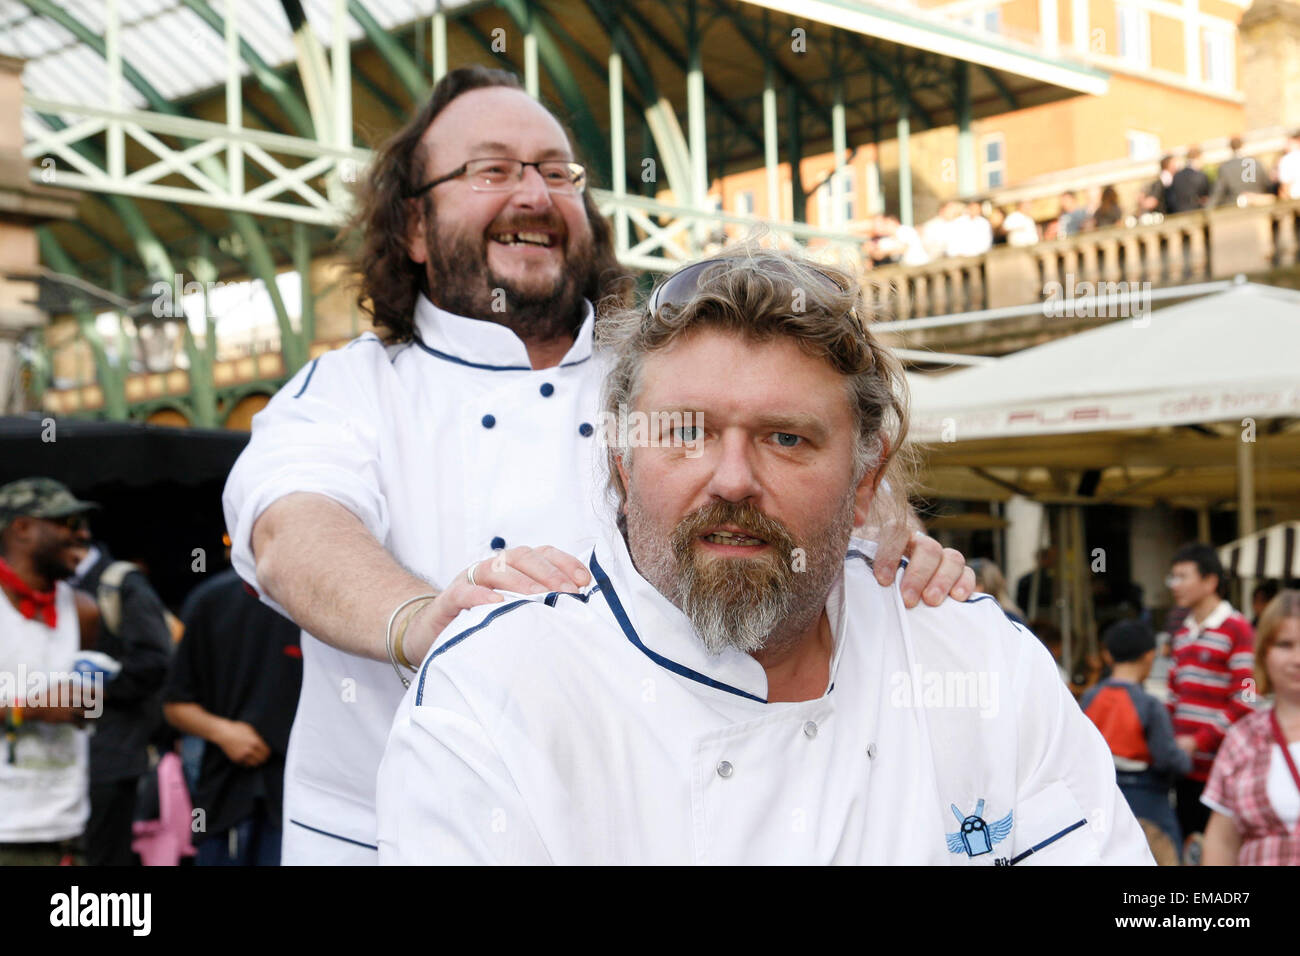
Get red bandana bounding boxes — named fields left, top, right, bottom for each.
left=0, top=556, right=57, bottom=628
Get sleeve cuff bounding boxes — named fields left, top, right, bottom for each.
left=1199, top=794, right=1234, bottom=819
left=225, top=469, right=389, bottom=619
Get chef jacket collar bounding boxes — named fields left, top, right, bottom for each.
left=410, top=293, right=595, bottom=371
left=588, top=520, right=850, bottom=705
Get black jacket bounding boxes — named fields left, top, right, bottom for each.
left=1167, top=167, right=1209, bottom=214
left=72, top=547, right=173, bottom=783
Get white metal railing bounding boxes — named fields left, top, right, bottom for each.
left=24, top=98, right=368, bottom=227
left=23, top=98, right=870, bottom=272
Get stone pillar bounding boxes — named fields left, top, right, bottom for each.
left=1238, top=0, right=1300, bottom=132
left=0, top=54, right=80, bottom=414
left=983, top=245, right=1043, bottom=310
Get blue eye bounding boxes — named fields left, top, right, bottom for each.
left=773, top=432, right=802, bottom=447
left=674, top=425, right=702, bottom=443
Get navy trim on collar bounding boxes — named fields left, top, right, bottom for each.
left=291, top=357, right=320, bottom=398
left=588, top=551, right=767, bottom=704
left=411, top=331, right=592, bottom=371
left=847, top=548, right=908, bottom=569
left=415, top=598, right=532, bottom=704
left=413, top=587, right=601, bottom=704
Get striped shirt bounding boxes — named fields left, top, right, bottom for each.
left=1166, top=600, right=1256, bottom=781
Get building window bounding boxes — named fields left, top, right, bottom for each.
left=1115, top=3, right=1149, bottom=67
left=817, top=167, right=856, bottom=226
left=959, top=6, right=1001, bottom=33
left=734, top=190, right=755, bottom=216
left=981, top=134, right=1005, bottom=189
left=1202, top=28, right=1234, bottom=90
left=1126, top=130, right=1161, bottom=161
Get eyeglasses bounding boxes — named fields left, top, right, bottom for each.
left=407, top=158, right=588, bottom=198
left=647, top=257, right=851, bottom=317
left=44, top=514, right=88, bottom=533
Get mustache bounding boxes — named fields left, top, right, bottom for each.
left=671, top=501, right=797, bottom=555
left=486, top=214, right=567, bottom=240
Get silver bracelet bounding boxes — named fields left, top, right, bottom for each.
left=385, top=593, right=439, bottom=688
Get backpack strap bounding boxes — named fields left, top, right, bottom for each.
left=96, top=560, right=141, bottom=637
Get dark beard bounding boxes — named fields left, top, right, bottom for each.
left=423, top=202, right=594, bottom=343
left=31, top=531, right=76, bottom=585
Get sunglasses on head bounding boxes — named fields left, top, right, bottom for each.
left=646, top=257, right=850, bottom=316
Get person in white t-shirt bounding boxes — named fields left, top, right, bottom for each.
left=1276, top=130, right=1300, bottom=201
left=0, top=478, right=101, bottom=866
left=225, top=67, right=976, bottom=865
left=377, top=249, right=1153, bottom=865
left=1001, top=200, right=1039, bottom=247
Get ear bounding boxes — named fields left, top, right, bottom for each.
left=852, top=438, right=889, bottom=528
left=406, top=196, right=430, bottom=265
left=614, top=453, right=631, bottom=514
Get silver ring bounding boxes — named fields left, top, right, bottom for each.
left=466, top=561, right=479, bottom=587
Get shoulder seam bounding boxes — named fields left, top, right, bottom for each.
left=413, top=586, right=600, bottom=704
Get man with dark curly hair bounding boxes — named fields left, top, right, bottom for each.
left=223, top=65, right=973, bottom=864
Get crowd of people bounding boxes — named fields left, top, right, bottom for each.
left=862, top=131, right=1300, bottom=269
left=967, top=542, right=1300, bottom=866
left=0, top=478, right=302, bottom=866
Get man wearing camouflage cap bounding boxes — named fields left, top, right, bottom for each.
left=0, top=477, right=101, bottom=864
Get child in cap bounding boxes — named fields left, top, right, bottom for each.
left=1080, top=620, right=1191, bottom=852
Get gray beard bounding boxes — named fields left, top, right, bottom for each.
left=626, top=494, right=856, bottom=659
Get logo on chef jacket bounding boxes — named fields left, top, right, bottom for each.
left=946, top=798, right=1013, bottom=858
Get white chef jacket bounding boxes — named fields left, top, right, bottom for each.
left=223, top=294, right=610, bottom=862
left=377, top=526, right=1154, bottom=865
left=0, top=582, right=90, bottom=843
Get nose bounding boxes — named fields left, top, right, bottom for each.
left=704, top=430, right=762, bottom=504
left=509, top=163, right=554, bottom=209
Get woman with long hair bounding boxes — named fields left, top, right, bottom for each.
left=1201, top=590, right=1300, bottom=864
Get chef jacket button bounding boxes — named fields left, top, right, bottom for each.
left=481, top=414, right=496, bottom=429
left=539, top=382, right=554, bottom=397
left=578, top=422, right=594, bottom=437
left=803, top=720, right=818, bottom=739
left=716, top=760, right=733, bottom=779
left=490, top=536, right=506, bottom=551
left=867, top=742, right=877, bottom=760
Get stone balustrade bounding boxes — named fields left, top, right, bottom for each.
left=862, top=198, right=1300, bottom=325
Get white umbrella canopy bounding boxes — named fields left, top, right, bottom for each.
left=908, top=282, right=1300, bottom=444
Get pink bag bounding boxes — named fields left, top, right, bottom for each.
left=131, top=751, right=197, bottom=866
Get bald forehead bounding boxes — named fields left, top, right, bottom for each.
left=420, top=87, right=574, bottom=172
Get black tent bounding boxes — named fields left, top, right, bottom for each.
left=0, top=415, right=249, bottom=608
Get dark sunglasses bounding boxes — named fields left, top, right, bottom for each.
left=647, top=256, right=850, bottom=316
left=43, top=513, right=89, bottom=532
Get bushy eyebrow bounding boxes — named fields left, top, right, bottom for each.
left=465, top=142, right=572, bottom=161
left=650, top=405, right=830, bottom=443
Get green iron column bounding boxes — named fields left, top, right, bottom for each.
left=831, top=35, right=847, bottom=229
left=956, top=59, right=975, bottom=197
left=897, top=100, right=913, bottom=227
left=609, top=26, right=629, bottom=253
left=686, top=0, right=709, bottom=246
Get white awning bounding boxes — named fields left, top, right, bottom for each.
left=909, top=282, right=1300, bottom=444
